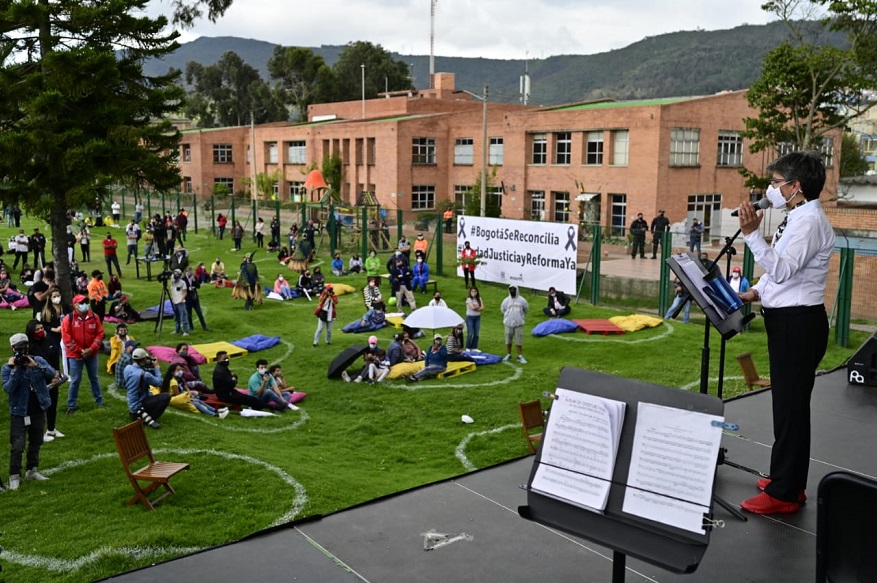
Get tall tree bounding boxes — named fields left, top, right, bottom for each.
left=839, top=132, right=870, bottom=178
left=184, top=51, right=285, bottom=127
left=268, top=46, right=337, bottom=121
left=741, top=0, right=877, bottom=188
left=0, top=0, right=189, bottom=300
left=333, top=41, right=414, bottom=102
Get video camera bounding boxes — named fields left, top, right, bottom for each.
left=13, top=352, right=30, bottom=367
left=156, top=270, right=174, bottom=283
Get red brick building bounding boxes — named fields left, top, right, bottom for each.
left=176, top=73, right=840, bottom=242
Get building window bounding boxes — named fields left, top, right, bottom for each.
left=529, top=190, right=545, bottom=220
left=488, top=186, right=503, bottom=210
left=213, top=143, right=233, bottom=164
left=454, top=184, right=471, bottom=209
left=554, top=132, right=572, bottom=165
left=454, top=138, right=474, bottom=165
left=267, top=142, right=278, bottom=164
left=669, top=128, right=700, bottom=167
left=289, top=181, right=305, bottom=201
left=214, top=177, right=234, bottom=193
left=412, top=185, right=436, bottom=209
left=489, top=137, right=504, bottom=165
left=532, top=133, right=547, bottom=165
left=777, top=142, right=798, bottom=157
left=287, top=141, right=306, bottom=164
left=183, top=177, right=192, bottom=193
left=820, top=137, right=834, bottom=167
left=717, top=130, right=743, bottom=167
left=552, top=191, right=570, bottom=222
left=687, top=193, right=722, bottom=240
left=272, top=181, right=280, bottom=199
left=610, top=193, right=627, bottom=237
left=585, top=131, right=604, bottom=165
left=181, top=144, right=191, bottom=162
left=412, top=137, right=436, bottom=165
left=611, top=130, right=629, bottom=166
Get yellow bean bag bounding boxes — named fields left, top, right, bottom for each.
left=608, top=314, right=665, bottom=332
left=328, top=283, right=356, bottom=295
left=387, top=361, right=424, bottom=380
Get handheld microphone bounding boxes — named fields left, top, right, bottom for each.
left=731, top=198, right=771, bottom=217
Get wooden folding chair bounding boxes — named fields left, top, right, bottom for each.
left=518, top=400, right=545, bottom=454
left=736, top=352, right=771, bottom=390
left=113, top=419, right=190, bottom=510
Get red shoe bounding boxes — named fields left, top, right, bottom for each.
left=756, top=478, right=807, bottom=503
left=741, top=492, right=800, bottom=515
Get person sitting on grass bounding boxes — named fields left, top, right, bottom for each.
left=400, top=330, right=423, bottom=362
left=211, top=350, right=265, bottom=410
left=170, top=343, right=211, bottom=393
left=407, top=334, right=448, bottom=382
left=359, top=300, right=387, bottom=330
left=156, top=363, right=228, bottom=418
left=331, top=253, right=348, bottom=277
left=349, top=253, right=363, bottom=274
left=124, top=348, right=170, bottom=429
left=297, top=269, right=314, bottom=298
left=211, top=257, right=226, bottom=281
left=107, top=323, right=134, bottom=374
left=247, top=359, right=298, bottom=411
left=268, top=364, right=301, bottom=405
left=543, top=287, right=571, bottom=318
left=363, top=277, right=382, bottom=310
left=311, top=266, right=326, bottom=294
left=342, top=336, right=389, bottom=383
left=274, top=274, right=295, bottom=300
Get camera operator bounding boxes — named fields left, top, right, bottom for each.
left=123, top=348, right=170, bottom=429
left=1, top=333, right=55, bottom=491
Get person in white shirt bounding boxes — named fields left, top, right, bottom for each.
left=169, top=269, right=190, bottom=336
left=427, top=293, right=447, bottom=307
left=13, top=229, right=29, bottom=270
left=736, top=150, right=835, bottom=516
left=111, top=200, right=121, bottom=223
left=125, top=220, right=140, bottom=265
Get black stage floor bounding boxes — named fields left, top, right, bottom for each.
left=106, top=369, right=877, bottom=583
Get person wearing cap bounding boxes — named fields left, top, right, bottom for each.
left=2, top=332, right=56, bottom=489
left=123, top=348, right=170, bottom=429
left=61, top=294, right=105, bottom=413
left=169, top=245, right=189, bottom=273
left=689, top=218, right=704, bottom=259
left=107, top=323, right=136, bottom=374
left=169, top=269, right=190, bottom=336
left=650, top=210, right=670, bottom=259
left=727, top=266, right=750, bottom=294
left=413, top=232, right=428, bottom=259
left=501, top=284, right=529, bottom=364
left=543, top=287, right=571, bottom=318
left=342, top=335, right=389, bottom=383
left=274, top=273, right=294, bottom=300
left=406, top=334, right=448, bottom=382
left=125, top=219, right=140, bottom=265
left=87, top=269, right=110, bottom=321
left=312, top=285, right=338, bottom=346
left=102, top=232, right=122, bottom=278
left=629, top=213, right=649, bottom=260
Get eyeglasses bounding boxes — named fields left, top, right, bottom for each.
left=768, top=178, right=788, bottom=185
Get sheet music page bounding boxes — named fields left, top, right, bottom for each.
left=622, top=402, right=724, bottom=534
left=531, top=388, right=626, bottom=512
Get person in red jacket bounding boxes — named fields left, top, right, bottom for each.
left=61, top=294, right=105, bottom=414
left=460, top=241, right=478, bottom=289
left=102, top=232, right=122, bottom=278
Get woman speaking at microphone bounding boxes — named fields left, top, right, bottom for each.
left=735, top=150, right=835, bottom=515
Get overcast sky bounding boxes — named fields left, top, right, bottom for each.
left=162, top=0, right=776, bottom=60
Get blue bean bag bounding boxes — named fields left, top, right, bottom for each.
left=230, top=334, right=281, bottom=352
left=531, top=318, right=580, bottom=337
left=342, top=320, right=388, bottom=334
left=465, top=351, right=503, bottom=365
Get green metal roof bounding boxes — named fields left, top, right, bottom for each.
left=549, top=97, right=694, bottom=111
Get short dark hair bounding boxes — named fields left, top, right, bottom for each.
left=176, top=343, right=188, bottom=352
left=766, top=150, right=826, bottom=201
left=216, top=351, right=228, bottom=360
left=256, top=359, right=268, bottom=367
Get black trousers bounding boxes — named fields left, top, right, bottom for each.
left=762, top=305, right=828, bottom=502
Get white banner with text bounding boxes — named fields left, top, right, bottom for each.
left=456, top=216, right=578, bottom=292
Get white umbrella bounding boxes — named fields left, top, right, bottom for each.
left=403, top=305, right=464, bottom=330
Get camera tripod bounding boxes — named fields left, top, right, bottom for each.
left=154, top=277, right=171, bottom=338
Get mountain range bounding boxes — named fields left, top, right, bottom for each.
left=143, top=21, right=834, bottom=106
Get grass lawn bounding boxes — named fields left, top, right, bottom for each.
left=0, top=216, right=867, bottom=582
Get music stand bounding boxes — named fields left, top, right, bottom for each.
left=519, top=367, right=724, bottom=582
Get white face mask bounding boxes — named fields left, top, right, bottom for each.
left=732, top=273, right=740, bottom=280
left=258, top=367, right=267, bottom=375
left=174, top=370, right=184, bottom=378
left=51, top=296, right=62, bottom=305
left=765, top=183, right=790, bottom=209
